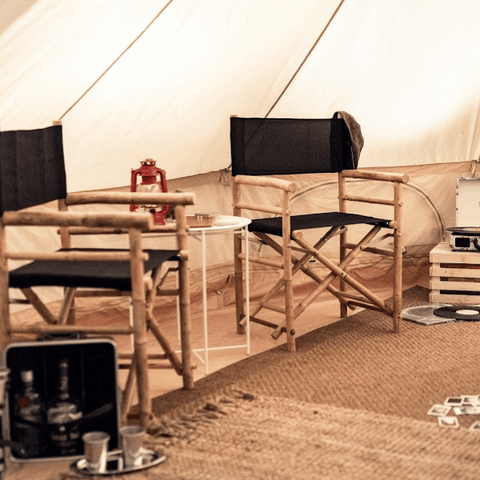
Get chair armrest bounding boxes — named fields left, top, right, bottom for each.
left=66, top=191, right=195, bottom=206
left=234, top=175, right=297, bottom=192
left=342, top=170, right=409, bottom=184
left=2, top=211, right=153, bottom=230
left=233, top=175, right=296, bottom=216
left=65, top=223, right=183, bottom=236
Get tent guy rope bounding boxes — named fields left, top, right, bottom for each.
left=58, top=0, right=176, bottom=121
left=263, top=0, right=346, bottom=119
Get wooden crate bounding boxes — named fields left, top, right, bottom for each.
left=430, top=242, right=480, bottom=304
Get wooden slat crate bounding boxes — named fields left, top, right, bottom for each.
left=430, top=242, right=480, bottom=304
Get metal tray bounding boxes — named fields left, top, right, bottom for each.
left=71, top=448, right=166, bottom=476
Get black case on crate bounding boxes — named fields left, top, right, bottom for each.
left=3, top=335, right=120, bottom=462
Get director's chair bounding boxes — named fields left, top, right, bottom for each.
left=231, top=114, right=408, bottom=352
left=0, top=123, right=195, bottom=426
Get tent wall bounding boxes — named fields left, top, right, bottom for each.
left=1, top=1, right=480, bottom=192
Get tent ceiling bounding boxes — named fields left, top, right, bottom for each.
left=1, top=0, right=480, bottom=192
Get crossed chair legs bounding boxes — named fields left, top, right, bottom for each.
left=236, top=224, right=401, bottom=352
left=117, top=263, right=193, bottom=425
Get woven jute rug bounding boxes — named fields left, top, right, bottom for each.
left=121, top=285, right=480, bottom=479
left=121, top=392, right=480, bottom=480
left=151, top=286, right=480, bottom=424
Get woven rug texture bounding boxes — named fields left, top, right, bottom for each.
left=124, top=393, right=480, bottom=480
left=82, top=285, right=480, bottom=480
left=152, top=286, right=480, bottom=424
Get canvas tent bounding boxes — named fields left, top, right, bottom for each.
left=2, top=0, right=480, bottom=312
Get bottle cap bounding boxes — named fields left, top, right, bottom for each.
left=20, top=370, right=34, bottom=383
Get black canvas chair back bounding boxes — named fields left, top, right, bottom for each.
left=231, top=116, right=355, bottom=177
left=0, top=125, right=66, bottom=214
left=0, top=124, right=195, bottom=428
left=231, top=114, right=408, bottom=352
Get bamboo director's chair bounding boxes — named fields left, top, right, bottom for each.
left=0, top=123, right=195, bottom=427
left=231, top=114, right=409, bottom=352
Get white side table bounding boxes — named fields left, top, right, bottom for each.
left=187, top=215, right=251, bottom=374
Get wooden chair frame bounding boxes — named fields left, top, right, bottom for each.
left=233, top=169, right=408, bottom=352
left=0, top=191, right=195, bottom=427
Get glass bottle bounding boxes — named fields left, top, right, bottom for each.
left=11, top=370, right=43, bottom=458
left=46, top=358, right=83, bottom=456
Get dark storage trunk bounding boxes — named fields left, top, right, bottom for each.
left=3, top=335, right=120, bottom=462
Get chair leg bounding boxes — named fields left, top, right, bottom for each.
left=146, top=314, right=183, bottom=375
left=251, top=228, right=348, bottom=336
left=178, top=254, right=194, bottom=390
left=129, top=230, right=152, bottom=428
left=58, top=288, right=76, bottom=325
left=146, top=268, right=183, bottom=376
left=147, top=262, right=194, bottom=390
left=282, top=222, right=296, bottom=353
left=131, top=297, right=151, bottom=428
left=295, top=227, right=392, bottom=315
left=120, top=356, right=137, bottom=425
left=20, top=288, right=58, bottom=324
left=393, top=182, right=404, bottom=333
left=339, top=227, right=349, bottom=318
left=284, top=276, right=296, bottom=352
left=392, top=227, right=403, bottom=333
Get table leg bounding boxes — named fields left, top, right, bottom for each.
left=244, top=226, right=250, bottom=355
left=201, top=229, right=209, bottom=374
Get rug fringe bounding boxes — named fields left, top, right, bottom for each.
left=145, top=390, right=257, bottom=448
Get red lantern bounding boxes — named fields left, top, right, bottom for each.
left=130, top=159, right=169, bottom=225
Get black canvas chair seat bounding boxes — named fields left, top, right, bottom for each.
left=231, top=114, right=408, bottom=352
left=249, top=213, right=391, bottom=237
left=9, top=248, right=179, bottom=290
